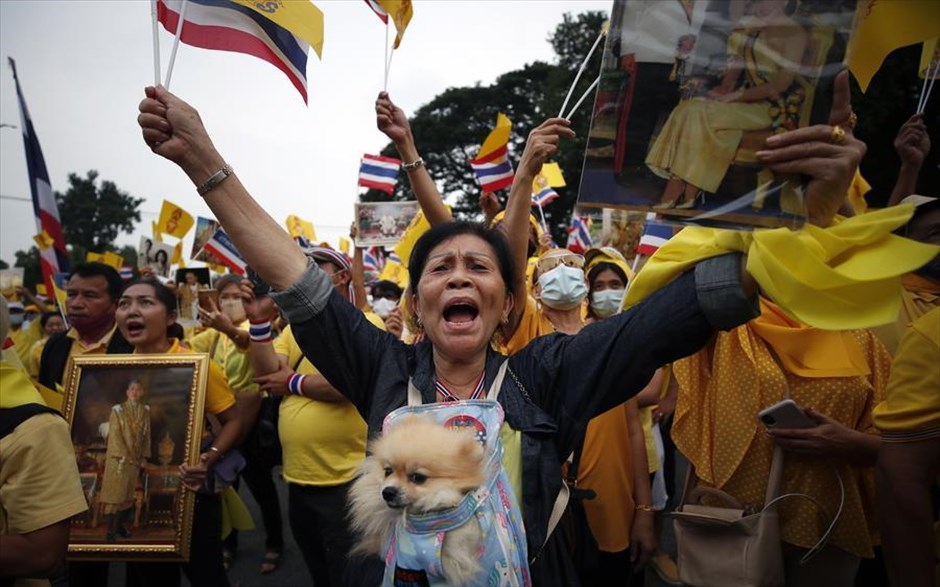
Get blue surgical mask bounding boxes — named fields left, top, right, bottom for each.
left=538, top=265, right=588, bottom=310
left=590, top=289, right=625, bottom=318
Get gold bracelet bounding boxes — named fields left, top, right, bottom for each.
left=635, top=504, right=655, bottom=512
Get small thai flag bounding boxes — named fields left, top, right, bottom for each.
left=531, top=187, right=559, bottom=208
left=363, top=246, right=384, bottom=273
left=364, top=0, right=388, bottom=23
left=566, top=217, right=592, bottom=254
left=204, top=227, right=247, bottom=275
left=469, top=145, right=514, bottom=192
left=119, top=266, right=135, bottom=280
left=386, top=251, right=402, bottom=266
left=637, top=220, right=674, bottom=256
left=359, top=154, right=401, bottom=194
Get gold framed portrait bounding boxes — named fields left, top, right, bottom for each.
left=61, top=354, right=209, bottom=561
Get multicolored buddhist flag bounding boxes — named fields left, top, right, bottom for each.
left=10, top=58, right=69, bottom=296
left=376, top=0, right=412, bottom=49
left=157, top=0, right=313, bottom=102
left=847, top=0, right=940, bottom=92
left=358, top=154, right=401, bottom=194
left=157, top=200, right=195, bottom=238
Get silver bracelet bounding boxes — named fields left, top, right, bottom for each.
left=197, top=164, right=234, bottom=196
left=208, top=446, right=221, bottom=454
left=401, top=157, right=424, bottom=171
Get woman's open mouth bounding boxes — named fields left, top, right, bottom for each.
left=442, top=299, right=479, bottom=325
left=124, top=320, right=146, bottom=337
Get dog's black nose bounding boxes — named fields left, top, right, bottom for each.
left=382, top=487, right=399, bottom=503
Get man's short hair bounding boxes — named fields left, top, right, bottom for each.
left=68, top=263, right=124, bottom=302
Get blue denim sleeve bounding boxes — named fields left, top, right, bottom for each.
left=268, top=259, right=333, bottom=324
left=694, top=253, right=760, bottom=331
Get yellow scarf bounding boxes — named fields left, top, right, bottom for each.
left=750, top=298, right=870, bottom=377
left=625, top=205, right=940, bottom=330
left=0, top=360, right=46, bottom=409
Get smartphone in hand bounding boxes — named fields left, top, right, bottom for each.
left=758, top=399, right=815, bottom=429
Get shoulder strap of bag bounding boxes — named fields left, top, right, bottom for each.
left=0, top=403, right=60, bottom=439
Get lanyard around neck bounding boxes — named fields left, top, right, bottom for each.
left=435, top=370, right=485, bottom=402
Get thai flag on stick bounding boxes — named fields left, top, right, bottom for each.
left=9, top=58, right=70, bottom=296
left=636, top=220, right=674, bottom=256
left=566, top=217, right=592, bottom=254
left=363, top=246, right=385, bottom=273
left=469, top=145, right=514, bottom=192
left=204, top=227, right=247, bottom=275
left=364, top=0, right=388, bottom=23
left=119, top=266, right=135, bottom=280
left=531, top=186, right=560, bottom=208
left=359, top=154, right=401, bottom=194
left=156, top=0, right=314, bottom=103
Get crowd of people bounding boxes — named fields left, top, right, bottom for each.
left=0, top=68, right=936, bottom=587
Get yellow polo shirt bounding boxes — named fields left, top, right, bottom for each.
left=188, top=322, right=257, bottom=394
left=10, top=319, right=43, bottom=366
left=66, top=324, right=118, bottom=359
left=274, top=314, right=384, bottom=486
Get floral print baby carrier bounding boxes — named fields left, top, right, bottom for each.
left=380, top=361, right=531, bottom=587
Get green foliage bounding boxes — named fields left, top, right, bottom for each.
left=0, top=259, right=8, bottom=270
left=13, top=247, right=42, bottom=291
left=56, top=170, right=144, bottom=263
left=368, top=10, right=608, bottom=243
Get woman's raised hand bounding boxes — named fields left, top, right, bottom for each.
left=517, top=118, right=576, bottom=181
left=138, top=86, right=225, bottom=183
left=375, top=91, right=412, bottom=146
left=755, top=71, right=865, bottom=227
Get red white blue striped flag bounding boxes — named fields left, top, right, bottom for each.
left=566, top=217, right=592, bottom=254
left=204, top=227, right=247, bottom=275
left=358, top=154, right=401, bottom=194
left=636, top=220, right=674, bottom=256
left=531, top=186, right=559, bottom=208
left=363, top=246, right=385, bottom=274
left=469, top=145, right=514, bottom=192
left=9, top=58, right=70, bottom=296
left=364, top=0, right=389, bottom=23
left=157, top=0, right=311, bottom=103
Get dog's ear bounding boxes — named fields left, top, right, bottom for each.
left=454, top=433, right=485, bottom=463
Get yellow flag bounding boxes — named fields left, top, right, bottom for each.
left=921, top=38, right=939, bottom=79
left=537, top=162, right=566, bottom=188
left=32, top=230, right=55, bottom=251
left=102, top=252, right=124, bottom=271
left=35, top=284, right=47, bottom=297
left=171, top=242, right=185, bottom=267
left=393, top=209, right=430, bottom=270
left=158, top=200, right=195, bottom=239
left=86, top=252, right=105, bottom=263
left=378, top=255, right=408, bottom=288
left=377, top=0, right=413, bottom=49
left=285, top=214, right=317, bottom=241
left=152, top=221, right=163, bottom=243
left=231, top=0, right=324, bottom=58
left=847, top=1, right=940, bottom=92
left=51, top=278, right=67, bottom=313
left=476, top=113, right=512, bottom=160
left=339, top=237, right=351, bottom=255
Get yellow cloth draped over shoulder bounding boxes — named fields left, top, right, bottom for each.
left=624, top=205, right=940, bottom=330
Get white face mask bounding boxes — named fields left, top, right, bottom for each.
left=537, top=265, right=588, bottom=310
left=590, top=289, right=625, bottom=318
left=219, top=299, right=246, bottom=324
left=371, top=297, right=398, bottom=318
left=8, top=313, right=25, bottom=327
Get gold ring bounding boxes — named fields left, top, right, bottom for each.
left=846, top=112, right=858, bottom=129
left=829, top=125, right=846, bottom=144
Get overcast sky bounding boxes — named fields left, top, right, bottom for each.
left=0, top=0, right=609, bottom=266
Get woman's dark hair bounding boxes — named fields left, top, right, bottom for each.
left=408, top=221, right=516, bottom=296
left=155, top=249, right=169, bottom=264
left=167, top=323, right=185, bottom=341
left=587, top=262, right=629, bottom=293
left=214, top=274, right=243, bottom=294
left=372, top=280, right=403, bottom=300
left=121, top=278, right=178, bottom=315
left=39, top=312, right=62, bottom=328
left=69, top=262, right=124, bottom=302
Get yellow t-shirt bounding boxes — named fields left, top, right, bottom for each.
left=66, top=325, right=118, bottom=359
left=0, top=362, right=88, bottom=587
left=188, top=322, right=258, bottom=394
left=10, top=319, right=43, bottom=366
left=873, top=307, right=940, bottom=440
left=27, top=337, right=47, bottom=380
left=274, top=314, right=385, bottom=486
left=497, top=296, right=554, bottom=356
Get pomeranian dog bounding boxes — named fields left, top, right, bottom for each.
left=348, top=415, right=487, bottom=584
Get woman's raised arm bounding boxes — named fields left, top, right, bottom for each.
left=138, top=86, right=307, bottom=291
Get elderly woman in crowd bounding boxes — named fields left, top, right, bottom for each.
left=136, top=68, right=864, bottom=584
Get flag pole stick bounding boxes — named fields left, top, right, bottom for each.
left=565, top=76, right=600, bottom=120
left=385, top=46, right=396, bottom=90
left=535, top=202, right=549, bottom=235
left=383, top=21, right=390, bottom=91
left=916, top=59, right=938, bottom=114
left=151, top=0, right=162, bottom=86
left=558, top=24, right=608, bottom=117
left=164, top=0, right=188, bottom=90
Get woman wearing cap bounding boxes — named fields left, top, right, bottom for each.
left=137, top=71, right=879, bottom=584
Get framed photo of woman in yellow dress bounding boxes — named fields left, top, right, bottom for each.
left=578, top=0, right=857, bottom=229
left=61, top=354, right=209, bottom=561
